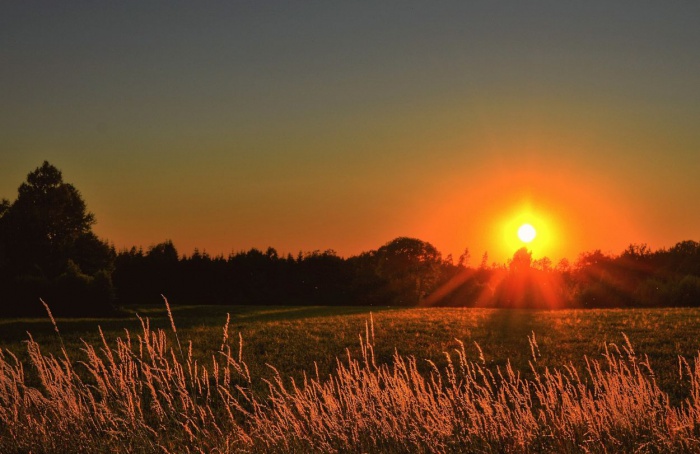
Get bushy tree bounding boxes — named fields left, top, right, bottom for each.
left=0, top=162, right=114, bottom=315
left=375, top=237, right=442, bottom=305
left=509, top=247, right=532, bottom=273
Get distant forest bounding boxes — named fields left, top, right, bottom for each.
left=1, top=162, right=699, bottom=316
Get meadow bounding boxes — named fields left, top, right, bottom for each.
left=2, top=303, right=700, bottom=452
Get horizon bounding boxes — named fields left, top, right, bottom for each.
left=2, top=158, right=696, bottom=265
left=2, top=2, right=699, bottom=264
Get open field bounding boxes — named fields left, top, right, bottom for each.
left=2, top=304, right=700, bottom=452
left=2, top=305, right=700, bottom=398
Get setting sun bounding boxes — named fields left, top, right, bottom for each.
left=493, top=200, right=562, bottom=262
left=518, top=223, right=537, bottom=243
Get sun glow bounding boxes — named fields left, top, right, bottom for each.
left=421, top=158, right=642, bottom=265
left=498, top=203, right=559, bottom=260
left=517, top=223, right=536, bottom=243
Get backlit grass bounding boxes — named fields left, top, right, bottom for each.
left=2, top=303, right=700, bottom=452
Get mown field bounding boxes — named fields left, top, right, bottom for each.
left=2, top=304, right=700, bottom=453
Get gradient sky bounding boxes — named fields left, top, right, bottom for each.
left=2, top=1, right=699, bottom=264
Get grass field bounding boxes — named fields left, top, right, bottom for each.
left=2, top=303, right=700, bottom=452
left=3, top=304, right=700, bottom=397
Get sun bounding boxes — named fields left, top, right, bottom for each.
left=517, top=223, right=537, bottom=243
left=496, top=202, right=559, bottom=261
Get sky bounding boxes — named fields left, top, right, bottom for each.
left=2, top=1, right=699, bottom=264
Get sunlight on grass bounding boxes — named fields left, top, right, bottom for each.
left=2, top=308, right=700, bottom=453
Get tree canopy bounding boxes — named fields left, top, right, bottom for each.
left=0, top=161, right=114, bottom=315
left=1, top=162, right=699, bottom=315
left=375, top=237, right=442, bottom=304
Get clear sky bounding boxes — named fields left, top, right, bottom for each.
left=2, top=1, right=699, bottom=263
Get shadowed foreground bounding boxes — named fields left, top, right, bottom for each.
left=2, top=308, right=700, bottom=453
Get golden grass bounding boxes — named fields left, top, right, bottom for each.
left=2, top=309, right=700, bottom=453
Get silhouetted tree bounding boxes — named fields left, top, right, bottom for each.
left=104, top=235, right=700, bottom=309
left=113, top=247, right=148, bottom=304
left=458, top=248, right=470, bottom=268
left=666, top=241, right=700, bottom=276
left=479, top=252, right=489, bottom=269
left=0, top=162, right=114, bottom=315
left=555, top=258, right=571, bottom=273
left=532, top=256, right=552, bottom=272
left=347, top=250, right=388, bottom=305
left=375, top=237, right=442, bottom=305
left=572, top=249, right=641, bottom=307
left=145, top=240, right=179, bottom=300
left=509, top=247, right=532, bottom=273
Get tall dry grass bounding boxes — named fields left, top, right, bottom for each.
left=1, top=304, right=700, bottom=453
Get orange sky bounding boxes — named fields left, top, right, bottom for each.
left=2, top=3, right=699, bottom=264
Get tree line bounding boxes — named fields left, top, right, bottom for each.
left=1, top=162, right=699, bottom=316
